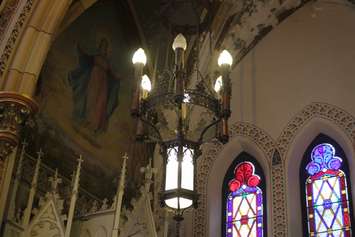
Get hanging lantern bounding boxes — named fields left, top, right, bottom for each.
left=162, top=142, right=199, bottom=217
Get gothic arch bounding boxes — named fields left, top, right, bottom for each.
left=284, top=121, right=355, bottom=236
left=26, top=199, right=65, bottom=237
left=277, top=102, right=355, bottom=161
left=56, top=0, right=100, bottom=36
left=193, top=122, right=276, bottom=237
left=278, top=103, right=355, bottom=236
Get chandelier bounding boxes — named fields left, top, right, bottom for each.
left=131, top=34, right=232, bottom=222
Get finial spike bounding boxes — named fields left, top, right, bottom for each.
left=22, top=139, right=28, bottom=147
left=77, top=154, right=84, bottom=164
left=37, top=148, right=44, bottom=159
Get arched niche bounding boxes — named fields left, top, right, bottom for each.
left=299, top=134, right=354, bottom=236
left=285, top=118, right=355, bottom=237
left=206, top=135, right=272, bottom=237
left=221, top=152, right=267, bottom=237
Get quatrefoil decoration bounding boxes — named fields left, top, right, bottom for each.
left=306, top=143, right=342, bottom=176
left=228, top=161, right=261, bottom=192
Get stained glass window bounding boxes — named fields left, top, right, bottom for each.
left=305, top=143, right=352, bottom=236
left=226, top=161, right=263, bottom=237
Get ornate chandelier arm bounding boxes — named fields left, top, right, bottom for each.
left=198, top=118, right=221, bottom=144
left=138, top=117, right=163, bottom=143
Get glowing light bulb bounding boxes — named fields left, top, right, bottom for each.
left=218, top=50, right=233, bottom=67
left=132, top=48, right=147, bottom=65
left=141, top=74, right=151, bottom=92
left=214, top=76, right=223, bottom=93
left=172, top=34, right=187, bottom=51
left=183, top=93, right=190, bottom=103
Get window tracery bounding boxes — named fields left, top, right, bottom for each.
left=226, top=161, right=263, bottom=237
left=305, top=143, right=352, bottom=236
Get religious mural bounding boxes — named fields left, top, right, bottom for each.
left=68, top=38, right=121, bottom=134
left=33, top=0, right=151, bottom=199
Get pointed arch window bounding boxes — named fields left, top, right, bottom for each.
left=305, top=143, right=352, bottom=236
left=225, top=161, right=264, bottom=237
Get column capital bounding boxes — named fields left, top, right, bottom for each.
left=0, top=91, right=38, bottom=159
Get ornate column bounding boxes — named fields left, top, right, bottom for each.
left=0, top=92, right=37, bottom=230
left=0, top=92, right=37, bottom=159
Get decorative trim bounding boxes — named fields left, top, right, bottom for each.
left=270, top=155, right=287, bottom=237
left=0, top=0, right=34, bottom=78
left=272, top=149, right=281, bottom=166
left=0, top=0, right=20, bottom=44
left=276, top=102, right=355, bottom=160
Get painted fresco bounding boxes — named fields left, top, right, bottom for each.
left=34, top=0, right=150, bottom=198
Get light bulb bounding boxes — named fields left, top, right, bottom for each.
left=172, top=34, right=187, bottom=51
left=141, top=75, right=151, bottom=92
left=132, top=48, right=147, bottom=65
left=183, top=93, right=190, bottom=103
left=214, top=76, right=223, bottom=93
left=218, top=50, right=233, bottom=67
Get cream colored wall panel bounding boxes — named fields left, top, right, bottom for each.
left=24, top=32, right=51, bottom=75
left=18, top=72, right=36, bottom=95
left=10, top=26, right=38, bottom=72
left=28, top=1, right=53, bottom=30
left=41, top=0, right=69, bottom=34
left=4, top=70, right=23, bottom=91
left=230, top=0, right=355, bottom=138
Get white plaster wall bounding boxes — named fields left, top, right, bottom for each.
left=230, top=0, right=355, bottom=138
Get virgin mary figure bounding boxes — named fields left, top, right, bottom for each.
left=68, top=38, right=120, bottom=133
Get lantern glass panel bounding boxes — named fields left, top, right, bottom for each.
left=165, top=197, right=178, bottom=209
left=165, top=147, right=179, bottom=190
left=181, top=147, right=194, bottom=190
left=179, top=197, right=193, bottom=209
left=165, top=197, right=193, bottom=209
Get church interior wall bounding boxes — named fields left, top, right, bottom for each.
left=205, top=136, right=272, bottom=237
left=0, top=0, right=355, bottom=236
left=285, top=118, right=355, bottom=237
left=228, top=0, right=355, bottom=138
left=195, top=0, right=355, bottom=236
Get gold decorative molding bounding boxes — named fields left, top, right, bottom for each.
left=0, top=0, right=34, bottom=79
left=0, top=91, right=37, bottom=159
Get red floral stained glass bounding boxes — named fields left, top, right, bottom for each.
left=305, top=143, right=352, bottom=236
left=226, top=161, right=263, bottom=237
